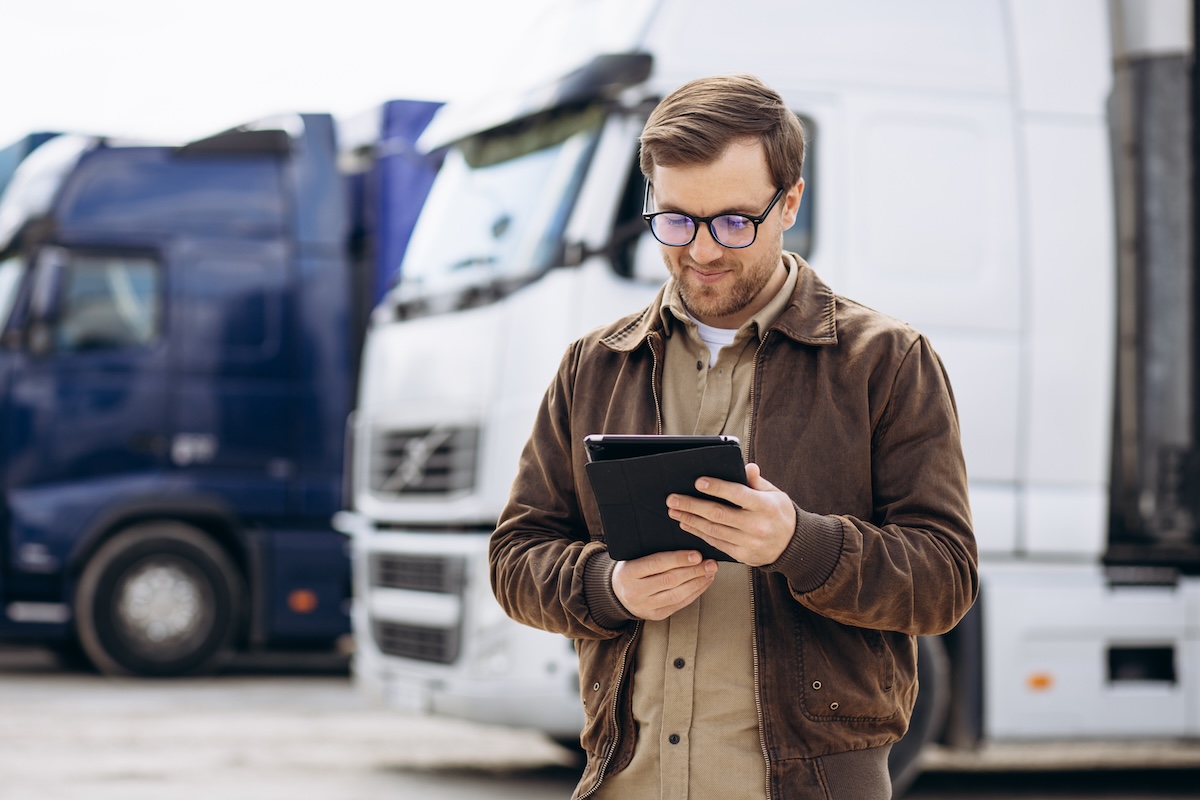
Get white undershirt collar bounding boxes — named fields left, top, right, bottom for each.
left=688, top=313, right=738, bottom=367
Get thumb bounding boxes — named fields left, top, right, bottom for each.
left=745, top=462, right=779, bottom=491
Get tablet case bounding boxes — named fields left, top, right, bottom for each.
left=584, top=441, right=746, bottom=562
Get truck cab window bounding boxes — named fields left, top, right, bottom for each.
left=784, top=113, right=815, bottom=258
left=55, top=254, right=160, bottom=351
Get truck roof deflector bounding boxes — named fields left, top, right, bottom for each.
left=418, top=52, right=654, bottom=153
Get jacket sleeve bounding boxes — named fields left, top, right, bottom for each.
left=766, top=334, right=978, bottom=635
left=488, top=342, right=631, bottom=640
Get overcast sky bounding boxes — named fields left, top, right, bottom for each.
left=0, top=0, right=570, bottom=146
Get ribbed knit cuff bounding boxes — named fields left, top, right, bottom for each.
left=764, top=505, right=844, bottom=593
left=583, top=550, right=637, bottom=629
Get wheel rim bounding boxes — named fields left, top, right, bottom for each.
left=114, top=558, right=211, bottom=653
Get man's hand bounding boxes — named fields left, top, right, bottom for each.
left=611, top=550, right=718, bottom=621
left=666, top=463, right=797, bottom=567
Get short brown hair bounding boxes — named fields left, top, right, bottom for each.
left=639, top=74, right=806, bottom=191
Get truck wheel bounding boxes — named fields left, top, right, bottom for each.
left=74, top=522, right=244, bottom=677
left=889, top=635, right=950, bottom=797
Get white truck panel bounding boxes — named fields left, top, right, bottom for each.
left=934, top=336, right=1021, bottom=484
left=1023, top=485, right=1109, bottom=556
left=967, top=484, right=1020, bottom=555
left=843, top=93, right=1022, bottom=334
left=1023, top=121, right=1115, bottom=489
left=983, top=563, right=1196, bottom=739
left=1009, top=0, right=1113, bottom=115
left=646, top=0, right=1010, bottom=95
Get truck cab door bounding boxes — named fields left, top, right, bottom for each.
left=171, top=239, right=295, bottom=514
left=6, top=246, right=168, bottom=569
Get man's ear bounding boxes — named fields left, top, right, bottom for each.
left=781, top=179, right=805, bottom=230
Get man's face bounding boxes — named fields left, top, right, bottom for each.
left=649, top=139, right=802, bottom=329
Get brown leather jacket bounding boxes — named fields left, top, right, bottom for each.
left=489, top=259, right=977, bottom=798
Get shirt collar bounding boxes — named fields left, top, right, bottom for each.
left=600, top=253, right=838, bottom=353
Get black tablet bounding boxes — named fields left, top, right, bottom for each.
left=582, top=434, right=746, bottom=562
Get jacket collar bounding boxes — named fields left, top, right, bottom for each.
left=600, top=253, right=839, bottom=353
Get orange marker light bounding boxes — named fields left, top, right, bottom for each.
left=1027, top=672, right=1054, bottom=691
left=288, top=589, right=319, bottom=614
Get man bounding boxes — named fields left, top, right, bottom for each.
left=489, top=74, right=977, bottom=800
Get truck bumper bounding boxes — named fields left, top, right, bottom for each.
left=343, top=517, right=584, bottom=739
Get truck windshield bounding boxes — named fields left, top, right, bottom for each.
left=0, top=134, right=95, bottom=252
left=394, top=105, right=604, bottom=308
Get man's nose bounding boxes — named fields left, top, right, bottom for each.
left=688, top=223, right=724, bottom=264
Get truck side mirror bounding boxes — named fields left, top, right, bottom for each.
left=632, top=231, right=669, bottom=284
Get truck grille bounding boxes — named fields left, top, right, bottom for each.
left=371, top=553, right=465, bottom=594
left=370, top=426, right=479, bottom=497
left=373, top=620, right=460, bottom=664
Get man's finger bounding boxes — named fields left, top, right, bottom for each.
left=620, top=548, right=705, bottom=577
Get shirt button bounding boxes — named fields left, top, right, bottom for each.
left=673, top=658, right=685, bottom=669
left=669, top=734, right=681, bottom=745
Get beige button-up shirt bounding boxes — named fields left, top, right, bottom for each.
left=595, top=258, right=798, bottom=799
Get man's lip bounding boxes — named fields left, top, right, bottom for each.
left=688, top=266, right=729, bottom=283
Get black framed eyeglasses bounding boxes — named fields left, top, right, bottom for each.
left=642, top=183, right=784, bottom=249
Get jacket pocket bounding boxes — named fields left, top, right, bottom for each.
left=796, top=612, right=900, bottom=722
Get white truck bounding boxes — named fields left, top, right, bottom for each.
left=338, top=0, right=1198, bottom=792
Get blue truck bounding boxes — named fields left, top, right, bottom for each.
left=0, top=100, right=440, bottom=676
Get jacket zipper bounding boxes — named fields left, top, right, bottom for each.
left=749, top=331, right=772, bottom=799
left=746, top=330, right=771, bottom=458
left=649, top=332, right=664, bottom=434
left=579, top=621, right=641, bottom=799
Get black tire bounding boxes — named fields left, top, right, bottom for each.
left=889, top=635, right=951, bottom=797
left=74, top=522, right=244, bottom=677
